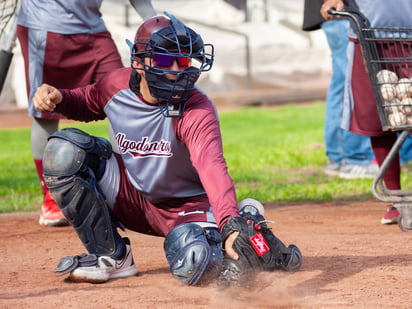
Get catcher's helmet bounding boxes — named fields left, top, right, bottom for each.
left=127, top=12, right=214, bottom=117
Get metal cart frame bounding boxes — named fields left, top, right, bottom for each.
left=328, top=9, right=412, bottom=231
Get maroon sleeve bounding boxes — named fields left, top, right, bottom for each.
left=54, top=68, right=131, bottom=122
left=175, top=90, right=239, bottom=231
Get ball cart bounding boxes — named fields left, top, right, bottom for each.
left=328, top=9, right=412, bottom=231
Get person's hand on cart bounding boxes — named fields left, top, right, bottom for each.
left=320, top=0, right=345, bottom=20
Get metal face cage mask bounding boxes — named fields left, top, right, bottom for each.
left=127, top=12, right=214, bottom=117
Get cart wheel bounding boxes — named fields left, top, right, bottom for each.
left=398, top=215, right=412, bottom=232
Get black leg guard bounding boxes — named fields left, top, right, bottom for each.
left=51, top=174, right=116, bottom=255
left=43, top=128, right=117, bottom=256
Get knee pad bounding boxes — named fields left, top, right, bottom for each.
left=43, top=127, right=111, bottom=180
left=43, top=128, right=116, bottom=256
left=164, top=223, right=223, bottom=286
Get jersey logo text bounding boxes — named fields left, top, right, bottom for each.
left=116, top=133, right=172, bottom=158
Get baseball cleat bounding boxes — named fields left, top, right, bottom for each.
left=381, top=205, right=400, bottom=225
left=39, top=191, right=69, bottom=227
left=68, top=238, right=138, bottom=283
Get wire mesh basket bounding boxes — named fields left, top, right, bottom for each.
left=363, top=29, right=412, bottom=131
left=330, top=9, right=412, bottom=131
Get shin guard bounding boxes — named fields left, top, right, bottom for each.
left=43, top=128, right=116, bottom=255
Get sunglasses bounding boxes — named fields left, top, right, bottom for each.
left=152, top=54, right=191, bottom=67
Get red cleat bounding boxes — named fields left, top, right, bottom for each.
left=38, top=191, right=69, bottom=227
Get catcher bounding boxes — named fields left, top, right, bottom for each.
left=33, top=13, right=302, bottom=286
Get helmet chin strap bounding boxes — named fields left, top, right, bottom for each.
left=144, top=68, right=200, bottom=117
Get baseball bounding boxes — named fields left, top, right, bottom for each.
left=385, top=105, right=396, bottom=114
left=384, top=98, right=399, bottom=114
left=376, top=69, right=398, bottom=84
left=400, top=97, right=412, bottom=115
left=395, top=78, right=412, bottom=100
left=380, top=84, right=396, bottom=102
left=389, top=111, right=407, bottom=126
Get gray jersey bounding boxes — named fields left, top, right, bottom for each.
left=105, top=88, right=205, bottom=203
left=347, top=0, right=412, bottom=38
left=17, top=0, right=107, bottom=34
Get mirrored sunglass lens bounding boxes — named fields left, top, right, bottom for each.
left=177, top=57, right=190, bottom=66
left=153, top=54, right=190, bottom=67
left=153, top=54, right=173, bottom=66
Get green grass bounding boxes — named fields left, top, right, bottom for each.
left=0, top=121, right=110, bottom=213
left=1, top=101, right=410, bottom=213
left=220, top=102, right=379, bottom=202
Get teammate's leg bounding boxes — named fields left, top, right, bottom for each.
left=32, top=117, right=68, bottom=226
left=17, top=26, right=67, bottom=226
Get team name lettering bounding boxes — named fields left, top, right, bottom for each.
left=115, top=133, right=172, bottom=158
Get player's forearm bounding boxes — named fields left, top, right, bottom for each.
left=206, top=173, right=238, bottom=231
left=55, top=88, right=106, bottom=122
left=189, top=136, right=239, bottom=230
left=179, top=97, right=239, bottom=230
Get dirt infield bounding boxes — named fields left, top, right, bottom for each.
left=0, top=107, right=411, bottom=308
left=1, top=200, right=411, bottom=309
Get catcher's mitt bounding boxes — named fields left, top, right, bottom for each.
left=217, top=213, right=302, bottom=287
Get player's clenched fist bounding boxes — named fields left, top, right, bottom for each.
left=33, top=83, right=63, bottom=112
